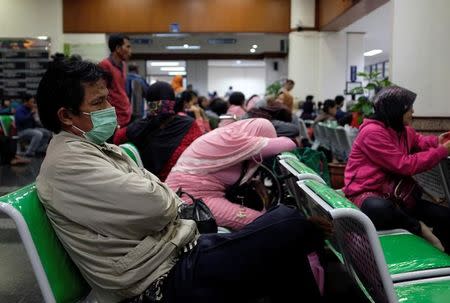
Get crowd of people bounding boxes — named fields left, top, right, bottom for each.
left=1, top=33, right=449, bottom=303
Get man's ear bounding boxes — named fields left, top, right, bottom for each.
left=57, top=108, right=73, bottom=127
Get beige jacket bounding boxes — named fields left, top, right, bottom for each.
left=36, top=131, right=198, bottom=302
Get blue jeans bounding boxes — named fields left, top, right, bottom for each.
left=162, top=205, right=323, bottom=303
left=18, top=127, right=52, bottom=156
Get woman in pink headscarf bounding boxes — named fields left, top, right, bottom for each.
left=166, top=118, right=296, bottom=230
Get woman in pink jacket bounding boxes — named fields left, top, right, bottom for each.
left=344, top=86, right=450, bottom=252
left=166, top=118, right=297, bottom=230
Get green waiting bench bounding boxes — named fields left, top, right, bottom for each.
left=0, top=184, right=93, bottom=303
left=298, top=179, right=450, bottom=302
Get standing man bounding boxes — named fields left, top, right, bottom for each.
left=99, top=34, right=132, bottom=127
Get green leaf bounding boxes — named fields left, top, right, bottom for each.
left=350, top=87, right=364, bottom=95
left=357, top=72, right=368, bottom=77
left=365, top=83, right=377, bottom=90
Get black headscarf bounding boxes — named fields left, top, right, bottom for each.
left=126, top=81, right=194, bottom=178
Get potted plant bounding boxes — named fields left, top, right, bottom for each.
left=349, top=71, right=392, bottom=126
left=265, top=80, right=282, bottom=97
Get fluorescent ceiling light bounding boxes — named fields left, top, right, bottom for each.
left=252, top=44, right=258, bottom=49
left=151, top=62, right=179, bottom=66
left=168, top=71, right=186, bottom=76
left=236, top=60, right=242, bottom=64
left=166, top=45, right=201, bottom=50
left=160, top=67, right=185, bottom=71
left=37, top=36, right=48, bottom=40
left=153, top=33, right=190, bottom=37
left=250, top=48, right=256, bottom=53
left=364, top=49, right=383, bottom=57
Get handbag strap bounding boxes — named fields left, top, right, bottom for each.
left=230, top=160, right=250, bottom=188
left=176, top=187, right=197, bottom=204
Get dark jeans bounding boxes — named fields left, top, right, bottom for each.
left=0, top=135, right=16, bottom=164
left=361, top=197, right=450, bottom=253
left=162, top=205, right=323, bottom=303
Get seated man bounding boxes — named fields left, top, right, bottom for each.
left=15, top=94, right=52, bottom=157
left=36, top=59, right=328, bottom=303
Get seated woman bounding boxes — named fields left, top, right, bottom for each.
left=314, top=99, right=337, bottom=124
left=177, top=90, right=210, bottom=133
left=343, top=86, right=450, bottom=252
left=218, top=91, right=247, bottom=127
left=204, top=97, right=228, bottom=129
left=114, top=81, right=203, bottom=181
left=247, top=103, right=300, bottom=140
left=166, top=118, right=297, bottom=230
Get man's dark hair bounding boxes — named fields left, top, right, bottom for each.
left=286, top=79, right=295, bottom=85
left=306, top=95, right=314, bottom=102
left=209, top=98, right=228, bottom=116
left=128, top=64, right=139, bottom=73
left=228, top=92, right=245, bottom=106
left=36, top=59, right=111, bottom=133
left=372, top=86, right=416, bottom=133
left=22, top=93, right=34, bottom=102
left=108, top=34, right=130, bottom=53
left=323, top=99, right=336, bottom=114
left=335, top=95, right=345, bottom=106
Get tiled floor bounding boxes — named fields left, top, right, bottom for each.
left=0, top=157, right=368, bottom=302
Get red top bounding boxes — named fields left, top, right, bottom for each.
left=99, top=58, right=131, bottom=127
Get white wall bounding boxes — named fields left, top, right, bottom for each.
left=0, top=0, right=63, bottom=54
left=265, top=58, right=288, bottom=88
left=391, top=0, right=450, bottom=116
left=64, top=34, right=108, bottom=63
left=186, top=60, right=208, bottom=96
left=291, top=0, right=315, bottom=28
left=288, top=32, right=319, bottom=101
left=208, top=66, right=266, bottom=99
left=317, top=32, right=347, bottom=101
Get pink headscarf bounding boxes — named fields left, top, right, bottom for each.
left=172, top=118, right=276, bottom=178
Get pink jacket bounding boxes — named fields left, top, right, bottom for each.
left=343, top=119, right=448, bottom=207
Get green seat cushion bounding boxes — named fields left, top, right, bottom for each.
left=380, top=233, right=450, bottom=275
left=0, top=184, right=90, bottom=303
left=285, top=158, right=319, bottom=175
left=304, top=180, right=358, bottom=209
left=0, top=115, right=14, bottom=136
left=395, top=278, right=450, bottom=303
left=121, top=143, right=138, bottom=164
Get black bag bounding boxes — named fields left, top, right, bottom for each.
left=225, top=161, right=281, bottom=211
left=176, top=189, right=218, bottom=234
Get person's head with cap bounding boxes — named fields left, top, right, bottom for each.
left=372, top=86, right=416, bottom=133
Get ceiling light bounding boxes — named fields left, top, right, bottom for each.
left=364, top=49, right=383, bottom=57
left=236, top=60, right=242, bottom=64
left=166, top=45, right=201, bottom=50
left=252, top=44, right=258, bottom=49
left=153, top=33, right=190, bottom=37
left=37, top=36, right=48, bottom=40
left=250, top=48, right=256, bottom=53
left=151, top=62, right=180, bottom=66
left=160, top=67, right=185, bottom=71
left=168, top=71, right=187, bottom=76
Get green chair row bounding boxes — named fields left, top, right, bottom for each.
left=298, top=179, right=450, bottom=303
